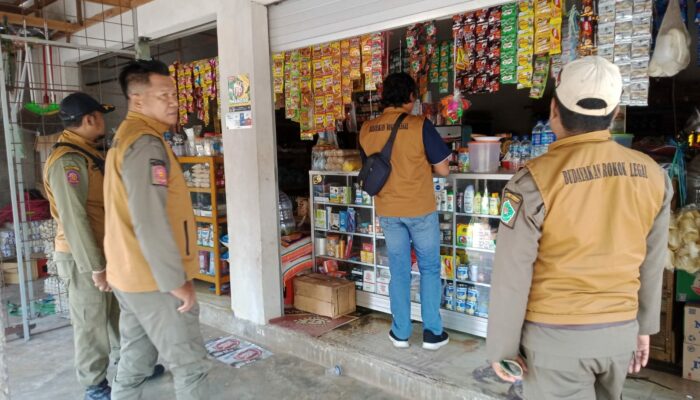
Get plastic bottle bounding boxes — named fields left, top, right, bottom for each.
left=543, top=120, right=554, bottom=153
left=447, top=189, right=454, bottom=212
left=481, top=184, right=490, bottom=215
left=502, top=144, right=513, bottom=170
left=531, top=121, right=544, bottom=158
left=278, top=191, right=296, bottom=236
left=325, top=365, right=342, bottom=376
left=511, top=137, right=521, bottom=169
left=473, top=190, right=482, bottom=216
left=470, top=221, right=479, bottom=248
left=489, top=193, right=500, bottom=216
left=521, top=135, right=532, bottom=164
left=466, top=223, right=473, bottom=247
left=464, top=185, right=475, bottom=214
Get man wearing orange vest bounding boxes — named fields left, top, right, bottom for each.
left=44, top=92, right=120, bottom=399
left=104, top=59, right=209, bottom=399
left=487, top=56, right=672, bottom=399
left=359, top=73, right=452, bottom=350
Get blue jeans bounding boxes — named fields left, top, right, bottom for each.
left=379, top=211, right=443, bottom=339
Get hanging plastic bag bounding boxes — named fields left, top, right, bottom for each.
left=649, top=0, right=691, bottom=77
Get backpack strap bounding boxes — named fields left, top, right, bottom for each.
left=380, top=113, right=409, bottom=160
left=52, top=142, right=105, bottom=175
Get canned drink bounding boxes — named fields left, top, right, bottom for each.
left=456, top=284, right=468, bottom=300
left=465, top=301, right=477, bottom=315
left=456, top=265, right=469, bottom=281
left=456, top=299, right=467, bottom=313
left=469, top=264, right=479, bottom=282
left=445, top=285, right=455, bottom=298
left=444, top=296, right=454, bottom=310
left=467, top=287, right=479, bottom=302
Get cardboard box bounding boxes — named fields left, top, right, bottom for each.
left=684, top=343, right=700, bottom=382
left=361, top=251, right=374, bottom=264
left=376, top=276, right=390, bottom=285
left=441, top=255, right=455, bottom=279
left=294, top=273, right=356, bottom=319
left=363, top=282, right=376, bottom=293
left=363, top=270, right=376, bottom=284
left=329, top=186, right=340, bottom=203
left=686, top=304, right=700, bottom=343
left=2, top=261, right=40, bottom=285
left=340, top=187, right=353, bottom=204
left=678, top=270, right=700, bottom=302
left=377, top=282, right=389, bottom=295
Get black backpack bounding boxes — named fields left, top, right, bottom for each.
left=358, top=113, right=408, bottom=196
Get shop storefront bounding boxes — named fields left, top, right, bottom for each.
left=269, top=0, right=700, bottom=377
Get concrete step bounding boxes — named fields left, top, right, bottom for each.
left=199, top=301, right=501, bottom=400
left=199, top=300, right=696, bottom=400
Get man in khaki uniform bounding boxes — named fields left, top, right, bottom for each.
left=104, top=59, right=209, bottom=400
left=487, top=56, right=672, bottom=399
left=44, top=92, right=120, bottom=400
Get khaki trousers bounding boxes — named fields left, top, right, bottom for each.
left=54, top=252, right=120, bottom=387
left=111, top=288, right=210, bottom=400
left=521, top=322, right=638, bottom=400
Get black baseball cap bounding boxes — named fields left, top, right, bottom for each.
left=59, top=92, right=115, bottom=122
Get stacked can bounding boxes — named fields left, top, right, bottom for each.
left=466, top=286, right=480, bottom=316
left=456, top=283, right=468, bottom=313
left=444, top=284, right=455, bottom=310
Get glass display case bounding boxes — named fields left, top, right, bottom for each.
left=309, top=170, right=513, bottom=337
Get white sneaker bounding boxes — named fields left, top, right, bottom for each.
left=422, top=330, right=449, bottom=350
left=389, top=331, right=410, bottom=348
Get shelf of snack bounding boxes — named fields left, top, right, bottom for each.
left=309, top=169, right=512, bottom=337
left=178, top=155, right=230, bottom=295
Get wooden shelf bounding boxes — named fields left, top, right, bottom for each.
left=194, top=215, right=227, bottom=224
left=180, top=155, right=228, bottom=295
left=195, top=272, right=230, bottom=284
left=186, top=186, right=225, bottom=194
left=178, top=155, right=224, bottom=164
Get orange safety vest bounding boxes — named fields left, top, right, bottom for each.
left=359, top=107, right=436, bottom=217
left=525, top=130, right=665, bottom=325
left=104, top=111, right=198, bottom=292
left=44, top=130, right=106, bottom=254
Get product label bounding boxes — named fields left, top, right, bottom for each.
left=500, top=189, right=523, bottom=229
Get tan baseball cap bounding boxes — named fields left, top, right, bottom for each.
left=555, top=56, right=622, bottom=116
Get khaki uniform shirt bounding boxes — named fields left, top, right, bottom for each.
left=486, top=135, right=673, bottom=363
left=44, top=132, right=106, bottom=273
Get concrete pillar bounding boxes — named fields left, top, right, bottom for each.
left=217, top=0, right=282, bottom=324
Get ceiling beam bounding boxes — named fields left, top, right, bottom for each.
left=0, top=11, right=82, bottom=33
left=29, top=0, right=46, bottom=17
left=51, top=0, right=151, bottom=40
left=0, top=5, right=22, bottom=14
left=84, top=0, right=131, bottom=7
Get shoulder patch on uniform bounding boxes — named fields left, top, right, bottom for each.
left=64, top=166, right=81, bottom=186
left=500, top=189, right=523, bottom=229
left=150, top=159, right=168, bottom=186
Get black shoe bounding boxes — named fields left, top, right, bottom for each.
left=84, top=379, right=111, bottom=400
left=422, top=330, right=449, bottom=350
left=146, top=364, right=166, bottom=381
left=388, top=330, right=410, bottom=348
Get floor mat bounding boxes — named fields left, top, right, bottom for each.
left=269, top=313, right=358, bottom=337
left=205, top=335, right=272, bottom=368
